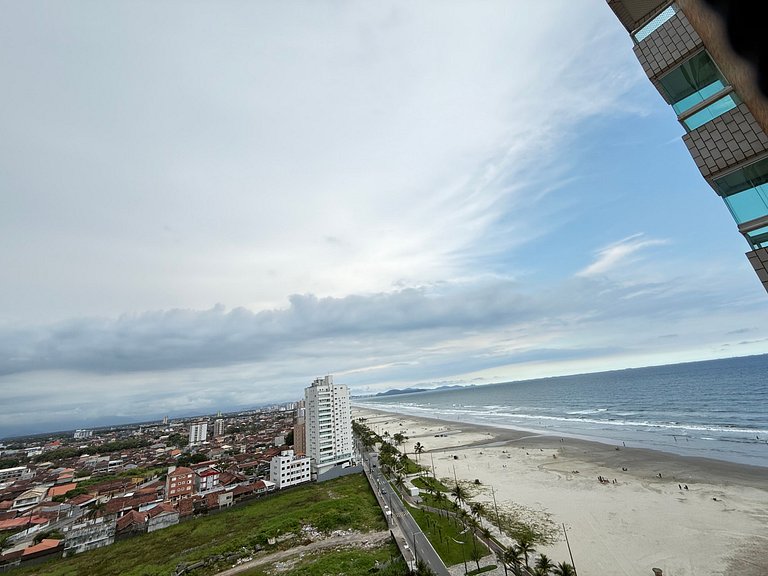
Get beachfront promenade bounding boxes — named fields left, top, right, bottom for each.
left=359, top=446, right=451, bottom=576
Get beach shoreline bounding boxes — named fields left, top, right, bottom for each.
left=353, top=405, right=768, bottom=486
left=354, top=406, right=768, bottom=576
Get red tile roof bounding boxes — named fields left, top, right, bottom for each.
left=21, top=538, right=63, bottom=557
left=115, top=509, right=147, bottom=532
left=47, top=483, right=78, bottom=498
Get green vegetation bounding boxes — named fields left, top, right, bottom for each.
left=495, top=504, right=558, bottom=547
left=239, top=541, right=407, bottom=576
left=398, top=455, right=423, bottom=475
left=76, top=466, right=166, bottom=489
left=52, top=487, right=88, bottom=502
left=166, top=433, right=187, bottom=448
left=176, top=452, right=210, bottom=467
left=412, top=476, right=448, bottom=493
left=33, top=530, right=65, bottom=544
left=14, top=474, right=386, bottom=576
left=407, top=502, right=489, bottom=567
left=35, top=439, right=151, bottom=463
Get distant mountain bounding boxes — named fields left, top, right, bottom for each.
left=373, top=384, right=466, bottom=397
left=375, top=388, right=427, bottom=396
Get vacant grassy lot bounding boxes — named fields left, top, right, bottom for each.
left=239, top=541, right=407, bottom=576
left=17, top=474, right=386, bottom=576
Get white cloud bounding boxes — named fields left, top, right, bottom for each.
left=577, top=234, right=669, bottom=277
left=0, top=0, right=639, bottom=323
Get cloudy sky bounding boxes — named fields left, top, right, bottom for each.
left=2, top=1, right=767, bottom=437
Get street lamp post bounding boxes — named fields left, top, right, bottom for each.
left=411, top=530, right=420, bottom=565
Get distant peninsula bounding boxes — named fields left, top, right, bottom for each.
left=372, top=384, right=466, bottom=397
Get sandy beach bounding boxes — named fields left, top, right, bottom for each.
left=354, top=406, right=768, bottom=576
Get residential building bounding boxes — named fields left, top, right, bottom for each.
left=146, top=503, right=180, bottom=532
left=304, top=375, right=353, bottom=478
left=189, top=422, right=208, bottom=446
left=606, top=0, right=768, bottom=293
left=0, top=466, right=32, bottom=483
left=11, top=486, right=48, bottom=510
left=213, top=418, right=225, bottom=438
left=195, top=467, right=221, bottom=493
left=62, top=517, right=116, bottom=557
left=73, top=429, right=92, bottom=439
left=269, top=449, right=311, bottom=489
left=165, top=466, right=195, bottom=501
left=293, top=405, right=306, bottom=456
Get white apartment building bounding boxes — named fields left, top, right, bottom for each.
left=73, top=429, right=93, bottom=439
left=213, top=418, right=225, bottom=437
left=0, top=466, right=32, bottom=483
left=269, top=449, right=311, bottom=489
left=304, top=375, right=352, bottom=477
left=189, top=422, right=208, bottom=446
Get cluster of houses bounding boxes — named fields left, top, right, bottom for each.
left=0, top=406, right=312, bottom=572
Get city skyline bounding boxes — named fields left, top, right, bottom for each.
left=2, top=1, right=768, bottom=438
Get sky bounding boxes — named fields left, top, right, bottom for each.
left=2, top=1, right=767, bottom=438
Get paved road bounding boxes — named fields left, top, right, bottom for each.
left=362, top=451, right=451, bottom=576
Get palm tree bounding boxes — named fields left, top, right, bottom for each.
left=503, top=546, right=524, bottom=576
left=552, top=562, right=576, bottom=576
left=414, top=559, right=436, bottom=576
left=469, top=541, right=483, bottom=570
left=534, top=553, right=555, bottom=575
left=433, top=491, right=447, bottom=516
left=516, top=538, right=535, bottom=570
left=497, top=550, right=509, bottom=576
left=414, top=441, right=424, bottom=461
left=451, top=483, right=469, bottom=506
left=469, top=501, right=486, bottom=526
left=395, top=474, right=406, bottom=493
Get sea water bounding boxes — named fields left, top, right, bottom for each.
left=354, top=354, right=768, bottom=468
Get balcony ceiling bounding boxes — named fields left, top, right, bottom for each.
left=607, top=0, right=668, bottom=31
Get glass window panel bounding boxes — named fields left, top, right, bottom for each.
left=682, top=93, right=740, bottom=130
left=746, top=224, right=768, bottom=249
left=714, top=156, right=768, bottom=197
left=634, top=5, right=678, bottom=42
left=723, top=184, right=768, bottom=223
left=658, top=52, right=726, bottom=113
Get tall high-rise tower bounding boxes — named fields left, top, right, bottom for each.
left=188, top=422, right=208, bottom=446
left=606, top=0, right=768, bottom=293
left=304, top=375, right=352, bottom=478
left=293, top=401, right=306, bottom=456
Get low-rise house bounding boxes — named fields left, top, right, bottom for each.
left=62, top=517, right=116, bottom=556
left=146, top=503, right=179, bottom=532
left=48, top=483, right=78, bottom=500
left=115, top=510, right=147, bottom=539
left=104, top=493, right=159, bottom=517
left=0, top=467, right=32, bottom=484
left=11, top=487, right=49, bottom=511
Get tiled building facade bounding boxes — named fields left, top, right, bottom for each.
left=607, top=0, right=768, bottom=293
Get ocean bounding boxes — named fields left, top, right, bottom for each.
left=354, top=354, right=768, bottom=468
